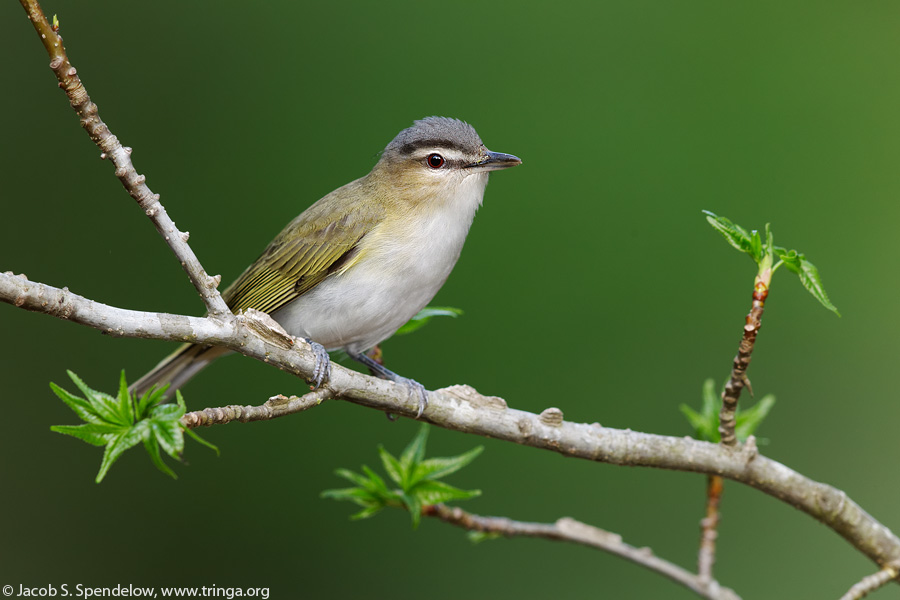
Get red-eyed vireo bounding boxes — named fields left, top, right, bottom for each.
left=132, top=117, right=521, bottom=417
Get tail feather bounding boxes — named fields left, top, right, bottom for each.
left=130, top=343, right=230, bottom=399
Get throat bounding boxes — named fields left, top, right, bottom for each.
left=413, top=172, right=487, bottom=259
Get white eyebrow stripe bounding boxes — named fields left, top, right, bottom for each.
left=415, top=148, right=469, bottom=162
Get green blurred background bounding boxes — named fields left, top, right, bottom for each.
left=3, top=1, right=899, bottom=598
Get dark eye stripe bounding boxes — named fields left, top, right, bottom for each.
left=399, top=138, right=468, bottom=156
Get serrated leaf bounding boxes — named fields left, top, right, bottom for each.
left=335, top=468, right=386, bottom=496
left=183, top=426, right=219, bottom=456
left=50, top=382, right=104, bottom=424
left=361, top=465, right=390, bottom=496
left=683, top=379, right=776, bottom=443
left=402, top=492, right=423, bottom=529
left=735, top=394, right=776, bottom=441
left=150, top=402, right=184, bottom=422
left=681, top=379, right=721, bottom=442
left=775, top=249, right=840, bottom=315
left=150, top=419, right=183, bottom=460
left=395, top=306, right=463, bottom=336
left=52, top=373, right=212, bottom=481
left=118, top=370, right=135, bottom=425
left=136, top=385, right=167, bottom=419
left=377, top=445, right=404, bottom=486
left=67, top=371, right=131, bottom=426
left=326, top=424, right=485, bottom=524
left=703, top=211, right=754, bottom=257
left=334, top=468, right=373, bottom=488
left=350, top=505, right=384, bottom=520
left=50, top=423, right=122, bottom=447
left=96, top=392, right=133, bottom=427
left=679, top=405, right=708, bottom=440
left=95, top=428, right=143, bottom=483
left=399, top=424, right=430, bottom=487
left=143, top=436, right=176, bottom=479
left=321, top=486, right=381, bottom=506
left=749, top=230, right=763, bottom=263
left=411, top=446, right=484, bottom=486
left=794, top=258, right=840, bottom=316
left=66, top=370, right=98, bottom=404
left=413, top=480, right=481, bottom=505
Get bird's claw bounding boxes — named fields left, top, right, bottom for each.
left=306, top=338, right=331, bottom=389
left=404, top=378, right=428, bottom=419
left=346, top=350, right=427, bottom=418
left=384, top=380, right=427, bottom=421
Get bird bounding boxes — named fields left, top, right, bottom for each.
left=131, top=117, right=521, bottom=417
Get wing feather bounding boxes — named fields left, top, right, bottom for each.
left=223, top=177, right=382, bottom=315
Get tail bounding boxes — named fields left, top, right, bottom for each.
left=130, top=343, right=231, bottom=399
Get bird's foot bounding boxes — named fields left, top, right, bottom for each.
left=399, top=376, right=428, bottom=419
left=348, top=351, right=428, bottom=419
left=305, top=338, right=331, bottom=389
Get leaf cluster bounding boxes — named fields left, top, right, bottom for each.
left=703, top=211, right=839, bottom=315
left=680, top=378, right=775, bottom=444
left=322, top=424, right=482, bottom=528
left=50, top=371, right=216, bottom=482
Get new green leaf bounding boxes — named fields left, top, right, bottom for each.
left=681, top=379, right=776, bottom=444
left=777, top=251, right=840, bottom=316
left=395, top=306, right=463, bottom=336
left=50, top=371, right=216, bottom=482
left=705, top=211, right=840, bottom=315
left=323, top=424, right=482, bottom=528
left=702, top=211, right=755, bottom=258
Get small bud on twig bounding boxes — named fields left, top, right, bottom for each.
left=539, top=407, right=564, bottom=426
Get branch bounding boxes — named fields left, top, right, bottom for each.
left=839, top=566, right=899, bottom=600
left=424, top=504, right=740, bottom=600
left=698, top=475, right=724, bottom=583
left=181, top=388, right=333, bottom=428
left=718, top=271, right=769, bottom=445
left=19, top=0, right=231, bottom=318
left=2, top=272, right=899, bottom=576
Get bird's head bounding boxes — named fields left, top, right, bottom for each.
left=373, top=116, right=521, bottom=210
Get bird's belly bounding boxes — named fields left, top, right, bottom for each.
left=270, top=245, right=458, bottom=353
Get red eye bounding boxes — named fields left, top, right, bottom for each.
left=426, top=153, right=444, bottom=169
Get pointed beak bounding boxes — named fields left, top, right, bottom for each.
left=465, top=150, right=522, bottom=172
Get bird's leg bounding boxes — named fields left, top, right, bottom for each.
left=366, top=344, right=384, bottom=365
left=348, top=351, right=428, bottom=419
left=305, top=338, right=331, bottom=389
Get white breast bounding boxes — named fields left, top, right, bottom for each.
left=272, top=172, right=488, bottom=353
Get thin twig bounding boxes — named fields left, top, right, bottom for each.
left=3, top=265, right=900, bottom=579
left=424, top=504, right=740, bottom=600
left=838, top=566, right=899, bottom=600
left=698, top=475, right=724, bottom=582
left=182, top=388, right=333, bottom=428
left=718, top=269, right=770, bottom=446
left=18, top=0, right=231, bottom=319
